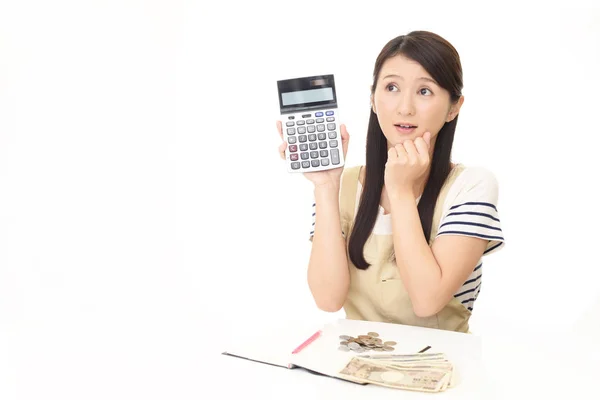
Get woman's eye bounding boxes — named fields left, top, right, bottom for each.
left=386, top=84, right=398, bottom=92
left=420, top=88, right=432, bottom=95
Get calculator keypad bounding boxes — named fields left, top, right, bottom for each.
left=284, top=109, right=342, bottom=171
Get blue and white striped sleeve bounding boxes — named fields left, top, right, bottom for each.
left=309, top=201, right=348, bottom=242
left=436, top=168, right=505, bottom=255
left=309, top=201, right=316, bottom=241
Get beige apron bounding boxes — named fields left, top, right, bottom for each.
left=339, top=164, right=472, bottom=333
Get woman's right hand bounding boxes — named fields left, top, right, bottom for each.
left=277, top=120, right=350, bottom=188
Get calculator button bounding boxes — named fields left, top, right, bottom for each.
left=302, top=114, right=311, bottom=118
left=306, top=119, right=315, bottom=124
left=331, top=149, right=340, bottom=164
left=308, top=134, right=317, bottom=141
left=326, top=111, right=334, bottom=116
left=329, top=140, right=338, bottom=148
left=310, top=151, right=319, bottom=159
left=317, top=132, right=326, bottom=140
left=316, top=118, right=324, bottom=123
left=287, top=128, right=296, bottom=135
left=311, top=160, right=320, bottom=167
left=289, top=145, right=298, bottom=152
left=288, top=136, right=297, bottom=144
left=288, top=116, right=295, bottom=120
left=321, top=158, right=330, bottom=166
left=309, top=142, right=318, bottom=150
left=286, top=121, right=295, bottom=127
left=301, top=152, right=309, bottom=160
left=299, top=143, right=308, bottom=151
left=320, top=150, right=329, bottom=157
left=315, top=112, right=323, bottom=117
left=302, top=161, right=310, bottom=168
left=296, top=120, right=305, bottom=126
left=307, top=126, right=316, bottom=133
left=298, top=135, right=307, bottom=143
left=318, top=141, right=327, bottom=149
left=317, top=124, right=325, bottom=132
left=327, top=123, right=336, bottom=130
left=291, top=162, right=301, bottom=169
left=326, top=117, right=335, bottom=122
left=290, top=153, right=299, bottom=161
left=297, top=127, right=306, bottom=134
left=328, top=131, right=337, bottom=139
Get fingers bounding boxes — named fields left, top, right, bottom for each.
left=389, top=144, right=407, bottom=162
left=279, top=141, right=287, bottom=160
left=276, top=120, right=283, bottom=140
left=413, top=137, right=427, bottom=153
left=414, top=132, right=432, bottom=163
left=340, top=124, right=350, bottom=141
left=413, top=137, right=429, bottom=163
left=340, top=124, right=350, bottom=158
left=401, top=140, right=419, bottom=164
left=423, top=131, right=432, bottom=148
left=277, top=120, right=286, bottom=160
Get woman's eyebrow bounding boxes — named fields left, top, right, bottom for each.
left=383, top=74, right=438, bottom=84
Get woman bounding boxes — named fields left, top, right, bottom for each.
left=276, top=31, right=505, bottom=333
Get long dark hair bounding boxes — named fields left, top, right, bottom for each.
left=348, top=31, right=464, bottom=270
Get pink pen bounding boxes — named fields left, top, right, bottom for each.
left=292, top=330, right=322, bottom=354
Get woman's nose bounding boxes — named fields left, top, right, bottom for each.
left=396, top=93, right=416, bottom=116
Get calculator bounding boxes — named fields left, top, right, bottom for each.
left=276, top=74, right=345, bottom=172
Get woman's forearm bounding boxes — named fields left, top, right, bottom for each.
left=307, top=182, right=350, bottom=312
left=389, top=191, right=442, bottom=316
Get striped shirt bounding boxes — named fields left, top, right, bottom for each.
left=309, top=165, right=505, bottom=313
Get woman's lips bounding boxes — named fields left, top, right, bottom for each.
left=395, top=125, right=417, bottom=134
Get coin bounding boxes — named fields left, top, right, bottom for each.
left=337, top=332, right=396, bottom=353
left=348, top=342, right=361, bottom=350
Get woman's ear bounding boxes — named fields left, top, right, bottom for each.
left=446, top=95, right=465, bottom=122
left=370, top=92, right=377, bottom=114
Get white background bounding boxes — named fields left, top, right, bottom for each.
left=1, top=1, right=600, bottom=399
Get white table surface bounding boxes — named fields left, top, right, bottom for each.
left=2, top=317, right=599, bottom=400
left=215, top=318, right=600, bottom=400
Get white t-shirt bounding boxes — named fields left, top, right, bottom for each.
left=308, top=165, right=505, bottom=313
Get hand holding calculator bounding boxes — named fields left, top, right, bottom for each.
left=277, top=120, right=349, bottom=185
left=276, top=74, right=348, bottom=174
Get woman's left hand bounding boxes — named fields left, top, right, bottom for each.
left=384, top=131, right=433, bottom=198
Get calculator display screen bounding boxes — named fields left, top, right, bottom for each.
left=281, top=88, right=334, bottom=106
left=277, top=74, right=337, bottom=112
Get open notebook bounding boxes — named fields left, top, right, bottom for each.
left=221, top=318, right=437, bottom=381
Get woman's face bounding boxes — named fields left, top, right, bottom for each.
left=371, top=54, right=463, bottom=150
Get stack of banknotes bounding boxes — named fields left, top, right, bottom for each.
left=338, top=351, right=456, bottom=392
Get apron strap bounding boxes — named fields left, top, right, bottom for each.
left=339, top=165, right=362, bottom=236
